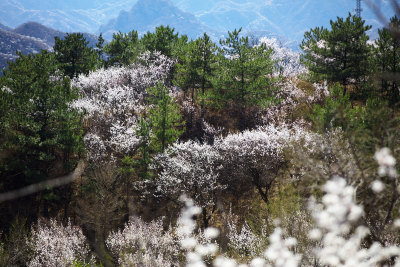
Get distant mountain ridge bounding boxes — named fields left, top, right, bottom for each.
left=99, top=0, right=216, bottom=40
left=0, top=23, right=11, bottom=31
left=0, top=0, right=396, bottom=53
left=13, top=22, right=65, bottom=45
left=0, top=27, right=51, bottom=72
left=0, top=0, right=136, bottom=33
left=0, top=22, right=99, bottom=72
left=170, top=0, right=394, bottom=42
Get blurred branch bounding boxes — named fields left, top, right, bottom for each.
left=0, top=160, right=86, bottom=202
left=365, top=0, right=390, bottom=26
left=366, top=0, right=400, bottom=39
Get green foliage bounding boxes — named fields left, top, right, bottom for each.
left=95, top=33, right=105, bottom=68
left=0, top=217, right=32, bottom=266
left=174, top=33, right=217, bottom=104
left=310, top=84, right=360, bottom=133
left=148, top=83, right=185, bottom=153
left=120, top=118, right=153, bottom=180
left=212, top=28, right=278, bottom=109
left=0, top=50, right=84, bottom=189
left=373, top=15, right=400, bottom=105
left=141, top=25, right=187, bottom=58
left=134, top=117, right=153, bottom=180
left=104, top=30, right=141, bottom=66
left=301, top=13, right=372, bottom=94
left=54, top=33, right=98, bottom=78
left=356, top=98, right=400, bottom=156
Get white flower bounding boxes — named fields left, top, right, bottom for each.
left=204, top=228, right=220, bottom=239
left=374, top=148, right=396, bottom=168
left=371, top=180, right=385, bottom=193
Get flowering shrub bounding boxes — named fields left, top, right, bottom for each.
left=227, top=221, right=264, bottom=258
left=153, top=140, right=225, bottom=221
left=72, top=52, right=175, bottom=161
left=27, top=219, right=90, bottom=267
left=214, top=124, right=316, bottom=203
left=308, top=176, right=400, bottom=266
left=106, top=217, right=181, bottom=267
left=259, top=37, right=307, bottom=77
left=176, top=196, right=219, bottom=267
left=179, top=175, right=400, bottom=266
left=261, top=79, right=328, bottom=125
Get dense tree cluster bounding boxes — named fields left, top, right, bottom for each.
left=1, top=10, right=400, bottom=267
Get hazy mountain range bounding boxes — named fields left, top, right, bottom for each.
left=100, top=0, right=216, bottom=40
left=0, top=0, right=136, bottom=33
left=170, top=0, right=394, bottom=41
left=0, top=22, right=98, bottom=72
left=1, top=0, right=395, bottom=43
left=0, top=0, right=396, bottom=71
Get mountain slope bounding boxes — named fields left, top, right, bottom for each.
left=13, top=22, right=65, bottom=45
left=0, top=0, right=136, bottom=33
left=0, top=23, right=11, bottom=31
left=99, top=0, right=214, bottom=40
left=171, top=0, right=394, bottom=42
left=0, top=22, right=100, bottom=72
left=0, top=28, right=51, bottom=71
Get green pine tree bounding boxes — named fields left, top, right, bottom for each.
left=0, top=50, right=83, bottom=192
left=95, top=33, right=105, bottom=68
left=134, top=117, right=152, bottom=180
left=374, top=16, right=400, bottom=105
left=301, top=13, right=372, bottom=96
left=54, top=33, right=97, bottom=78
left=213, top=28, right=277, bottom=109
left=174, top=33, right=217, bottom=106
left=104, top=30, right=141, bottom=66
left=147, top=83, right=185, bottom=153
left=141, top=25, right=182, bottom=58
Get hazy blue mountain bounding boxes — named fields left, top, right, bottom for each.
left=0, top=27, right=51, bottom=72
left=0, top=22, right=100, bottom=72
left=13, top=22, right=65, bottom=45
left=0, top=0, right=135, bottom=33
left=0, top=23, right=12, bottom=31
left=0, top=0, right=395, bottom=48
left=170, top=0, right=395, bottom=43
left=99, top=0, right=214, bottom=40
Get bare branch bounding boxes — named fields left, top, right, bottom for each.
left=0, top=160, right=86, bottom=202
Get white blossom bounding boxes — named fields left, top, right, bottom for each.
left=371, top=180, right=385, bottom=193
left=259, top=37, right=307, bottom=77
left=27, top=219, right=90, bottom=267
left=106, top=217, right=180, bottom=267
left=309, top=177, right=400, bottom=266
left=154, top=141, right=225, bottom=210
left=264, top=227, right=301, bottom=267
left=72, top=52, right=175, bottom=161
left=374, top=148, right=397, bottom=178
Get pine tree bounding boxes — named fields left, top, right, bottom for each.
left=174, top=33, right=217, bottom=110
left=104, top=30, right=141, bottom=66
left=213, top=28, right=277, bottom=109
left=141, top=25, right=181, bottom=58
left=134, top=117, right=152, bottom=180
left=374, top=16, right=400, bottom=105
left=0, top=51, right=83, bottom=215
left=148, top=83, right=185, bottom=153
left=301, top=13, right=372, bottom=95
left=54, top=33, right=97, bottom=78
left=95, top=33, right=105, bottom=68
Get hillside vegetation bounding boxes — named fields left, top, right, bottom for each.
left=1, top=12, right=400, bottom=267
